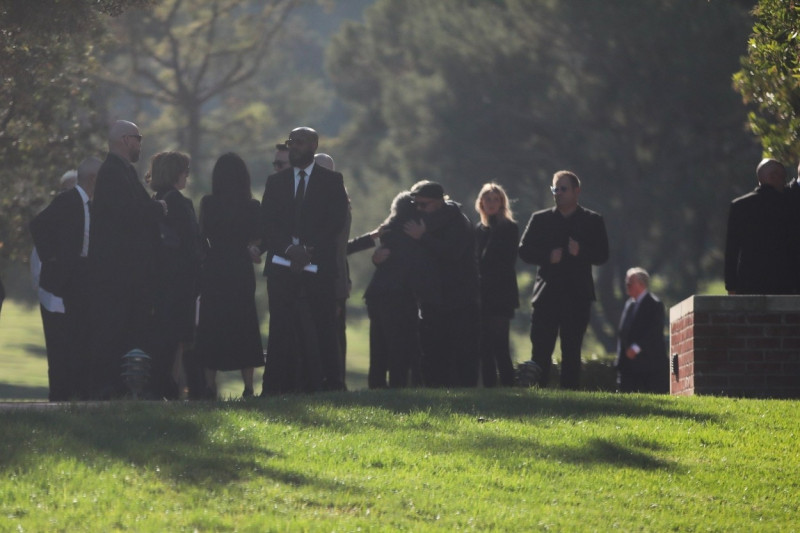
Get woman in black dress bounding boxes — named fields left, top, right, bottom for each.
left=474, top=182, right=519, bottom=387
left=195, top=153, right=264, bottom=398
left=148, top=151, right=201, bottom=399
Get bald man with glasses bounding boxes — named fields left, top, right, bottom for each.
left=88, top=120, right=168, bottom=399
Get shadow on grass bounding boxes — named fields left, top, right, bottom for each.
left=0, top=383, right=48, bottom=400
left=18, top=343, right=47, bottom=358
left=243, top=388, right=720, bottom=426
left=0, top=404, right=360, bottom=495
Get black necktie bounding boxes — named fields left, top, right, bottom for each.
left=621, top=299, right=636, bottom=335
left=293, top=170, right=306, bottom=236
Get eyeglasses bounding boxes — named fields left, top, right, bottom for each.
left=285, top=138, right=307, bottom=147
left=413, top=199, right=435, bottom=208
left=124, top=134, right=143, bottom=142
left=272, top=160, right=289, bottom=170
left=550, top=185, right=570, bottom=194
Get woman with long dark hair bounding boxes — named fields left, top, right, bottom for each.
left=195, top=153, right=264, bottom=398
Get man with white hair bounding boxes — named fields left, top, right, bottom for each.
left=615, top=267, right=668, bottom=394
left=59, top=169, right=78, bottom=190
left=88, top=120, right=167, bottom=399
left=31, top=157, right=102, bottom=400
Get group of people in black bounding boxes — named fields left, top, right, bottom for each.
left=31, top=120, right=631, bottom=401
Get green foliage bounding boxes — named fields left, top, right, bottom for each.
left=328, top=0, right=758, bottom=350
left=734, top=0, right=800, bottom=162
left=1, top=392, right=799, bottom=530
left=0, top=0, right=148, bottom=264
left=99, top=0, right=334, bottom=194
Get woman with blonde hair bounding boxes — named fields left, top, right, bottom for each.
left=148, top=151, right=201, bottom=399
left=474, top=182, right=519, bottom=387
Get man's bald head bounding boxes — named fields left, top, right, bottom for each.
left=756, top=158, right=787, bottom=191
left=287, top=127, right=319, bottom=168
left=108, top=120, right=142, bottom=163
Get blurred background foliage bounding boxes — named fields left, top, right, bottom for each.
left=2, top=0, right=787, bottom=354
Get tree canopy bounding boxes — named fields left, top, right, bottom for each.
left=734, top=0, right=800, bottom=163
left=0, top=0, right=151, bottom=263
left=329, top=0, right=758, bottom=349
left=99, top=0, right=319, bottom=186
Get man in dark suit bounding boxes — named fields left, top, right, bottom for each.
left=725, top=158, right=794, bottom=295
left=519, top=170, right=609, bottom=389
left=88, top=120, right=167, bottom=399
left=30, top=157, right=101, bottom=400
left=260, top=127, right=349, bottom=394
left=616, top=267, right=669, bottom=394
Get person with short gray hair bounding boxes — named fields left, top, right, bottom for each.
left=616, top=267, right=669, bottom=393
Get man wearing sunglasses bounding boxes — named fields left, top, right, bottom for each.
left=88, top=120, right=168, bottom=399
left=260, top=127, right=349, bottom=394
left=518, top=170, right=609, bottom=389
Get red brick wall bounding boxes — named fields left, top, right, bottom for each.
left=670, top=296, right=800, bottom=398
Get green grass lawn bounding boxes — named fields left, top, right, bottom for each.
left=1, top=390, right=798, bottom=531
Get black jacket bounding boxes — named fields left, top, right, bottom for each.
left=476, top=218, right=519, bottom=317
left=724, top=185, right=795, bottom=294
left=616, top=292, right=667, bottom=375
left=519, top=205, right=608, bottom=307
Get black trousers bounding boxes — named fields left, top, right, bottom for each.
left=41, top=306, right=74, bottom=401
left=419, top=301, right=480, bottom=388
left=366, top=290, right=420, bottom=389
left=41, top=289, right=91, bottom=401
left=530, top=300, right=591, bottom=389
left=263, top=279, right=340, bottom=394
left=480, top=315, right=514, bottom=387
left=88, top=278, right=156, bottom=399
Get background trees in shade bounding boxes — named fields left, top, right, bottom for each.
left=1, top=0, right=773, bottom=354
left=328, top=0, right=759, bottom=350
left=0, top=0, right=152, bottom=263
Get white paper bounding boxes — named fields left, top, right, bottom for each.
left=271, top=255, right=318, bottom=273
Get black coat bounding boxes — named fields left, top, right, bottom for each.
left=417, top=201, right=479, bottom=308
left=518, top=205, right=609, bottom=308
left=475, top=218, right=519, bottom=318
left=724, top=185, right=795, bottom=294
left=616, top=292, right=667, bottom=376
left=30, top=186, right=88, bottom=300
left=152, top=189, right=201, bottom=342
left=89, top=152, right=164, bottom=290
left=260, top=164, right=349, bottom=296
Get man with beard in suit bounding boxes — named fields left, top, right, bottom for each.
left=260, top=127, right=349, bottom=394
left=30, top=157, right=101, bottom=400
left=88, top=120, right=167, bottom=399
left=615, top=267, right=669, bottom=394
left=518, top=170, right=609, bottom=389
